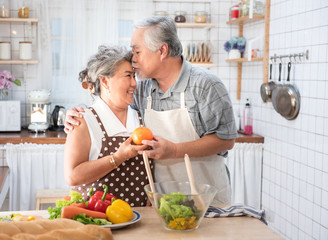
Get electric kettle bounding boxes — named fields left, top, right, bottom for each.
left=50, top=105, right=66, bottom=131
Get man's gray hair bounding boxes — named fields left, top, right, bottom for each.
left=79, top=45, right=132, bottom=95
left=134, top=16, right=182, bottom=57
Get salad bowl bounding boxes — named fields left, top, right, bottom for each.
left=144, top=181, right=218, bottom=231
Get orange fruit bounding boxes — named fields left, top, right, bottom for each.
left=131, top=127, right=153, bottom=145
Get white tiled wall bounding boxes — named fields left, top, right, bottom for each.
left=1, top=0, right=327, bottom=238
left=220, top=0, right=328, bottom=239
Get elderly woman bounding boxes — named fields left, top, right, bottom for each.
left=64, top=45, right=152, bottom=207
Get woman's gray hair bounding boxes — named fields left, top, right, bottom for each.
left=79, top=45, right=132, bottom=96
left=134, top=16, right=182, bottom=57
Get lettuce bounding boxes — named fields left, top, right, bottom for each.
left=73, top=213, right=112, bottom=225
left=70, top=190, right=82, bottom=202
left=158, top=192, right=195, bottom=223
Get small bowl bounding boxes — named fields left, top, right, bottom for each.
left=144, top=181, right=218, bottom=231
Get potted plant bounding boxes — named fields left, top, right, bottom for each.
left=0, top=71, right=21, bottom=100
left=224, top=37, right=246, bottom=59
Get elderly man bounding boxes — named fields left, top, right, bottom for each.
left=65, top=16, right=237, bottom=204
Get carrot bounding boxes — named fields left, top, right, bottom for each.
left=70, top=202, right=87, bottom=209
left=61, top=206, right=107, bottom=219
left=63, top=196, right=71, bottom=201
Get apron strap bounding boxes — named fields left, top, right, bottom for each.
left=180, top=91, right=185, bottom=109
left=146, top=96, right=152, bottom=110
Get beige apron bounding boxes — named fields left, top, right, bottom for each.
left=144, top=91, right=231, bottom=204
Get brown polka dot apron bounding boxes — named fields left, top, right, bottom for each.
left=72, top=107, right=153, bottom=207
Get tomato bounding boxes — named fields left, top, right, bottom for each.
left=131, top=127, right=153, bottom=145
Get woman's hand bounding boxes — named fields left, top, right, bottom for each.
left=64, top=107, right=85, bottom=133
left=138, top=136, right=177, bottom=160
left=113, top=137, right=149, bottom=165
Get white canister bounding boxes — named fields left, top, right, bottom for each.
left=0, top=42, right=11, bottom=60
left=19, top=41, right=32, bottom=60
left=228, top=49, right=241, bottom=59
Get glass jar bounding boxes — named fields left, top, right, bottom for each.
left=154, top=11, right=168, bottom=17
left=195, top=11, right=207, bottom=23
left=19, top=41, right=32, bottom=60
left=0, top=0, right=10, bottom=18
left=0, top=42, right=11, bottom=60
left=229, top=4, right=240, bottom=20
left=174, top=11, right=187, bottom=23
left=240, top=0, right=249, bottom=17
left=253, top=0, right=265, bottom=15
left=18, top=0, right=29, bottom=18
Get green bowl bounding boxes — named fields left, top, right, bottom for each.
left=144, top=181, right=218, bottom=231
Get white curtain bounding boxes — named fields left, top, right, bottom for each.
left=5, top=143, right=69, bottom=211
left=47, top=0, right=119, bottom=108
left=225, top=143, right=263, bottom=210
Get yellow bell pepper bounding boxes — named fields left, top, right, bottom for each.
left=106, top=199, right=133, bottom=224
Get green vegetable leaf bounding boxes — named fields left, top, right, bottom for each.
left=70, top=190, right=82, bottom=202
left=73, top=213, right=112, bottom=225
left=158, top=192, right=197, bottom=224
left=55, top=200, right=73, bottom=207
left=48, top=206, right=62, bottom=219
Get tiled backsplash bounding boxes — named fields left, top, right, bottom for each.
left=223, top=0, right=328, bottom=239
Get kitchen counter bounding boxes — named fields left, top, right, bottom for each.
left=0, top=129, right=264, bottom=144
left=0, top=207, right=282, bottom=239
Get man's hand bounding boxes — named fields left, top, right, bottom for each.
left=139, top=136, right=177, bottom=160
left=64, top=107, right=85, bottom=133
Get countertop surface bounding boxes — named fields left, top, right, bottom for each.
left=0, top=129, right=264, bottom=145
left=0, top=207, right=282, bottom=240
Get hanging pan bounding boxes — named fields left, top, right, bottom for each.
left=275, top=62, right=301, bottom=120
left=271, top=62, right=282, bottom=113
left=260, top=63, right=276, bottom=102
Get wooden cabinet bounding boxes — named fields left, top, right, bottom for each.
left=0, top=18, right=38, bottom=65
left=226, top=0, right=271, bottom=100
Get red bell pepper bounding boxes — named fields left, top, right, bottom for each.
left=93, top=189, right=117, bottom=202
left=87, top=185, right=113, bottom=213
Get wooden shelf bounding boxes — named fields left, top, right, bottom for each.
left=226, top=58, right=263, bottom=62
left=191, top=62, right=216, bottom=68
left=176, top=23, right=215, bottom=28
left=0, top=18, right=38, bottom=23
left=225, top=0, right=270, bottom=100
left=226, top=15, right=265, bottom=25
left=0, top=60, right=39, bottom=64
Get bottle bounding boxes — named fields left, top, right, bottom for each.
left=243, top=98, right=253, bottom=134
left=0, top=0, right=10, bottom=18
left=174, top=11, right=187, bottom=23
left=18, top=0, right=29, bottom=18
left=195, top=11, right=207, bottom=23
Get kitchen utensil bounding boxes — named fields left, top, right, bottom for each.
left=184, top=154, right=205, bottom=211
left=271, top=62, right=282, bottom=112
left=144, top=181, right=218, bottom=231
left=260, top=63, right=276, bottom=102
left=142, top=152, right=158, bottom=208
left=50, top=105, right=66, bottom=131
left=275, top=62, right=301, bottom=120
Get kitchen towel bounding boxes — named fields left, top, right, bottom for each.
left=205, top=204, right=267, bottom=225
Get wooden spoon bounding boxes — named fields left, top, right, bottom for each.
left=143, top=152, right=158, bottom=208
left=184, top=154, right=205, bottom=211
